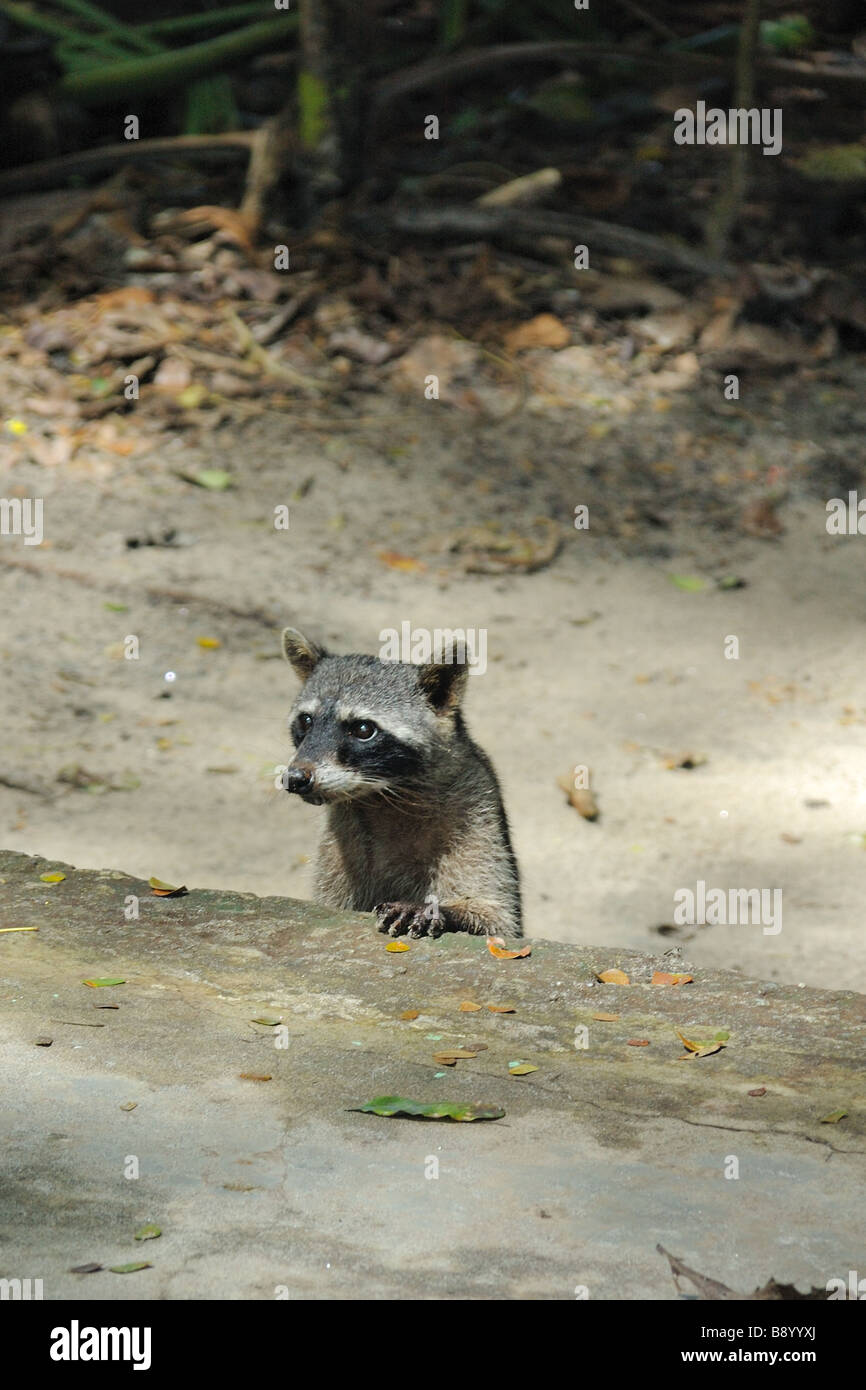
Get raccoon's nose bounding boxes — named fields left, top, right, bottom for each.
left=283, top=764, right=314, bottom=793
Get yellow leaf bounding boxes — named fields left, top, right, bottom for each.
left=197, top=637, right=221, bottom=649
left=386, top=941, right=409, bottom=953
left=39, top=872, right=66, bottom=883
left=598, top=968, right=630, bottom=985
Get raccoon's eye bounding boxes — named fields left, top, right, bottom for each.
left=349, top=719, right=378, bottom=741
left=297, top=712, right=313, bottom=733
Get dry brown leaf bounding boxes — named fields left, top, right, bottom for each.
left=377, top=551, right=425, bottom=572
left=433, top=1049, right=480, bottom=1064
left=597, top=969, right=630, bottom=985
left=487, top=938, right=532, bottom=959
left=486, top=1003, right=516, bottom=1013
left=239, top=1073, right=272, bottom=1082
left=505, top=314, right=570, bottom=353
left=459, top=1001, right=482, bottom=1012
left=627, top=1039, right=650, bottom=1047
left=651, top=971, right=694, bottom=986
left=592, top=1012, right=620, bottom=1022
left=400, top=1009, right=420, bottom=1020
left=556, top=772, right=599, bottom=820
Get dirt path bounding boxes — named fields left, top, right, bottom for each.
left=1, top=378, right=864, bottom=992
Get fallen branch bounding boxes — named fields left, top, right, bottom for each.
left=374, top=40, right=866, bottom=110
left=0, top=133, right=258, bottom=195
left=378, top=203, right=733, bottom=277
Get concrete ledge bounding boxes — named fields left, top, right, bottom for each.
left=1, top=850, right=863, bottom=1300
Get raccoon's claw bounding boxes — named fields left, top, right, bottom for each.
left=374, top=900, right=445, bottom=939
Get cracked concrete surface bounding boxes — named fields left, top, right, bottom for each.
left=1, top=850, right=863, bottom=1300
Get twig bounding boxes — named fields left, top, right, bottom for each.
left=377, top=203, right=732, bottom=276
left=374, top=40, right=866, bottom=110
left=0, top=133, right=257, bottom=195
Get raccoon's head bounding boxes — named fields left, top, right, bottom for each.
left=280, top=627, right=468, bottom=805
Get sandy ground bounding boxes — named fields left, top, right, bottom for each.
left=1, top=382, right=864, bottom=993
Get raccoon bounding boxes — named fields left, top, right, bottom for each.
left=280, top=627, right=522, bottom=939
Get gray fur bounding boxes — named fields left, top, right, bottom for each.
left=280, top=627, right=522, bottom=938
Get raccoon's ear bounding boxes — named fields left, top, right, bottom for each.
left=281, top=628, right=326, bottom=680
left=418, top=656, right=469, bottom=714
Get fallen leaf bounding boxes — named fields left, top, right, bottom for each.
left=820, top=1109, right=848, bottom=1124
left=251, top=1017, right=281, bottom=1026
left=592, top=1012, right=620, bottom=1022
left=223, top=1182, right=256, bottom=1191
left=487, top=1003, right=516, bottom=1013
left=35, top=1036, right=53, bottom=1047
left=196, top=637, right=221, bottom=649
left=651, top=972, right=694, bottom=986
left=748, top=1087, right=767, bottom=1097
left=627, top=1039, right=650, bottom=1047
left=148, top=876, right=188, bottom=897
left=597, top=969, right=630, bottom=985
left=669, top=574, right=706, bottom=592
left=505, top=314, right=570, bottom=353
left=463, top=1042, right=488, bottom=1052
left=119, top=1102, right=137, bottom=1112
left=40, top=871, right=66, bottom=883
left=556, top=773, right=599, bottom=820
left=459, top=1001, right=482, bottom=1012
left=377, top=550, right=425, bottom=572
left=400, top=1009, right=420, bottom=1020
left=134, top=1224, right=161, bottom=1241
left=386, top=941, right=410, bottom=953
left=351, top=1096, right=504, bottom=1121
left=109, top=1263, right=152, bottom=1274
left=83, top=978, right=125, bottom=988
left=239, top=1073, right=272, bottom=1082
left=432, top=1049, right=480, bottom=1065
left=486, top=937, right=532, bottom=959
left=188, top=469, right=233, bottom=491
left=658, top=1244, right=826, bottom=1301
left=508, top=1063, right=538, bottom=1075
left=677, top=1029, right=728, bottom=1059
left=742, top=498, right=783, bottom=538
left=663, top=753, right=707, bottom=770
left=70, top=1263, right=102, bottom=1274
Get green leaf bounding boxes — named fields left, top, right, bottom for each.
left=670, top=574, right=706, bottom=592
left=134, top=1224, right=161, bottom=1241
left=83, top=977, right=125, bottom=987
left=104, top=601, right=129, bottom=612
left=820, top=1109, right=848, bottom=1125
left=191, top=469, right=233, bottom=491
left=109, top=1262, right=152, bottom=1274
left=251, top=1017, right=281, bottom=1026
left=351, top=1096, right=505, bottom=1122
left=40, top=872, right=66, bottom=883
left=760, top=16, right=814, bottom=53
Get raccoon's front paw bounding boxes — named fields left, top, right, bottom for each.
left=375, top=897, right=445, bottom=939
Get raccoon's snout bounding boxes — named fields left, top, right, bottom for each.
left=283, top=763, right=318, bottom=797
